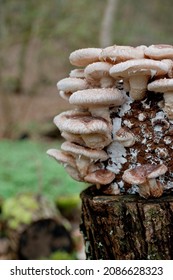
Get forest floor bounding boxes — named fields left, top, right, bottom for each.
left=0, top=90, right=74, bottom=139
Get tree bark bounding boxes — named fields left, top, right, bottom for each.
left=80, top=185, right=173, bottom=260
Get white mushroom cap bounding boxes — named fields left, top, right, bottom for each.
left=69, top=48, right=102, bottom=67
left=69, top=69, right=85, bottom=79
left=148, top=78, right=173, bottom=93
left=99, top=45, right=146, bottom=64
left=57, top=77, right=89, bottom=100
left=46, top=149, right=76, bottom=168
left=69, top=88, right=125, bottom=121
left=69, top=88, right=125, bottom=107
left=144, top=44, right=173, bottom=59
left=84, top=169, right=115, bottom=188
left=148, top=78, right=173, bottom=119
left=84, top=62, right=115, bottom=87
left=110, top=59, right=169, bottom=100
left=110, top=59, right=169, bottom=79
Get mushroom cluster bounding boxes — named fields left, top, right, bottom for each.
left=47, top=44, right=173, bottom=199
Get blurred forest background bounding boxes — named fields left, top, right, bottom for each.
left=0, top=0, right=173, bottom=260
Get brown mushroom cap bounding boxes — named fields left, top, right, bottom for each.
left=114, top=127, right=135, bottom=147
left=110, top=59, right=169, bottom=78
left=122, top=164, right=168, bottom=185
left=69, top=88, right=125, bottom=108
left=148, top=78, right=173, bottom=93
left=61, top=141, right=108, bottom=161
left=69, top=48, right=102, bottom=67
left=84, top=169, right=115, bottom=185
left=53, top=110, right=110, bottom=135
left=144, top=44, right=173, bottom=59
left=99, top=45, right=146, bottom=64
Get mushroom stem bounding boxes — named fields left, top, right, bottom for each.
left=89, top=107, right=111, bottom=123
left=138, top=182, right=150, bottom=199
left=163, top=91, right=173, bottom=119
left=75, top=155, right=90, bottom=177
left=123, top=79, right=130, bottom=92
left=96, top=183, right=101, bottom=189
left=139, top=178, right=163, bottom=198
left=129, top=75, right=149, bottom=100
left=148, top=179, right=164, bottom=197
left=100, top=77, right=114, bottom=88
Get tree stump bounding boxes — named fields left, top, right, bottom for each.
left=80, top=185, right=173, bottom=260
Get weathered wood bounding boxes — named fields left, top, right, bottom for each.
left=80, top=185, right=173, bottom=260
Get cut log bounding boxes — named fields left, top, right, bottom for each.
left=2, top=194, right=73, bottom=259
left=80, top=185, right=173, bottom=260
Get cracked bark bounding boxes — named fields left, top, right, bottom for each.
left=80, top=185, right=173, bottom=260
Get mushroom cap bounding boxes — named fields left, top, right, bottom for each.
left=114, top=127, right=135, bottom=147
left=99, top=45, right=146, bottom=63
left=61, top=131, right=85, bottom=145
left=64, top=165, right=83, bottom=182
left=146, top=164, right=168, bottom=179
left=69, top=48, right=102, bottom=67
left=122, top=164, right=168, bottom=185
left=59, top=90, right=69, bottom=100
left=110, top=59, right=169, bottom=78
left=84, top=62, right=113, bottom=81
left=54, top=110, right=110, bottom=135
left=144, top=44, right=173, bottom=59
left=69, top=69, right=85, bottom=79
left=57, top=77, right=88, bottom=93
left=84, top=169, right=115, bottom=185
left=46, top=149, right=76, bottom=168
left=148, top=78, right=173, bottom=93
left=61, top=141, right=108, bottom=161
left=69, top=88, right=125, bottom=107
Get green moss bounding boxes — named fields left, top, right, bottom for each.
left=47, top=251, right=77, bottom=260
left=2, top=194, right=39, bottom=229
left=56, top=195, right=81, bottom=211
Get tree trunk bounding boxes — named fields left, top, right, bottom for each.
left=80, top=185, right=173, bottom=260
left=99, top=0, right=119, bottom=48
